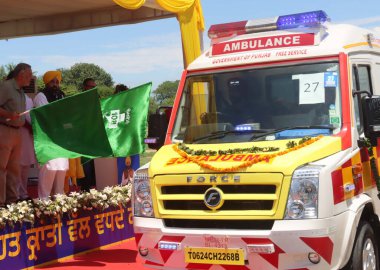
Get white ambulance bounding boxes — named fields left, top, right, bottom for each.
left=133, top=10, right=380, bottom=269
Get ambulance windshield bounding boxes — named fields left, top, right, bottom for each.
left=172, top=62, right=341, bottom=144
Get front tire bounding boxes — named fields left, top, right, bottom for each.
left=343, top=221, right=379, bottom=270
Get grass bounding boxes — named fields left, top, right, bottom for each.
left=139, top=149, right=157, bottom=166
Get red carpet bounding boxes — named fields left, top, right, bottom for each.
left=35, top=238, right=150, bottom=270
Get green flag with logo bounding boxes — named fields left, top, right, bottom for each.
left=31, top=82, right=152, bottom=164
left=101, top=82, right=151, bottom=157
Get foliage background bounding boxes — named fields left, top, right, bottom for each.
left=1, top=62, right=179, bottom=108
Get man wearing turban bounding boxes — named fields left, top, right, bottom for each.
left=34, top=71, right=68, bottom=199
left=40, top=71, right=65, bottom=102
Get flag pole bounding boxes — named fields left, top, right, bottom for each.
left=5, top=109, right=30, bottom=121
left=19, top=110, right=30, bottom=116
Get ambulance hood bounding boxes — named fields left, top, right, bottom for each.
left=148, top=136, right=341, bottom=176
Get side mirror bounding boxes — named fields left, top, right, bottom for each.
left=362, top=95, right=380, bottom=146
left=145, top=106, right=172, bottom=150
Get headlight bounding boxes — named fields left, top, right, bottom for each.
left=285, top=165, right=321, bottom=219
left=133, top=169, right=154, bottom=217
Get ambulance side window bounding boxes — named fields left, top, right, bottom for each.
left=352, top=65, right=373, bottom=134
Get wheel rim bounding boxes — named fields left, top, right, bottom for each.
left=362, top=238, right=377, bottom=270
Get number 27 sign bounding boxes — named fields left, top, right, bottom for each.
left=295, top=73, right=325, bottom=104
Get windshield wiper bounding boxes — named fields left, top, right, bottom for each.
left=191, top=129, right=272, bottom=143
left=250, top=125, right=334, bottom=141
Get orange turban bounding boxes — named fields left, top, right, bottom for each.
left=43, top=71, right=62, bottom=84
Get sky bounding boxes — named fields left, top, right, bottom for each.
left=0, top=0, right=380, bottom=90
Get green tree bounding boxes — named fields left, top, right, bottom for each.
left=149, top=98, right=159, bottom=114
left=36, top=76, right=45, bottom=91
left=60, top=63, right=114, bottom=90
left=60, top=84, right=78, bottom=97
left=152, top=80, right=179, bottom=109
left=97, top=85, right=115, bottom=98
left=0, top=63, right=15, bottom=80
left=0, top=66, right=6, bottom=80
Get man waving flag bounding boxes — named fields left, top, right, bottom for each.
left=31, top=82, right=152, bottom=164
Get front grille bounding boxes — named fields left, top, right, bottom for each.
left=154, top=173, right=285, bottom=220
left=164, top=200, right=273, bottom=210
left=162, top=185, right=276, bottom=194
left=164, top=219, right=274, bottom=230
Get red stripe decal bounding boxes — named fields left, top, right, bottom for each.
left=376, top=143, right=380, bottom=158
left=300, top=237, right=333, bottom=264
left=242, top=238, right=284, bottom=268
left=342, top=159, right=352, bottom=168
left=222, top=265, right=250, bottom=270
left=186, top=263, right=212, bottom=269
left=354, top=174, right=363, bottom=195
left=165, top=69, right=187, bottom=145
left=145, top=260, right=164, bottom=267
left=134, top=233, right=143, bottom=246
left=159, top=250, right=175, bottom=263
left=337, top=53, right=351, bottom=150
left=360, top=148, right=370, bottom=163
left=332, top=169, right=344, bottom=204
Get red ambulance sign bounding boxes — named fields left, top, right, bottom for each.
left=212, top=33, right=315, bottom=56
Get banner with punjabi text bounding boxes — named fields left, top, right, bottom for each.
left=0, top=204, right=133, bottom=269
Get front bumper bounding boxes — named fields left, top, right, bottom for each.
left=133, top=211, right=352, bottom=270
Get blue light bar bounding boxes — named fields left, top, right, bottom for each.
left=277, top=10, right=329, bottom=30
left=235, top=123, right=260, bottom=131
left=235, top=126, right=252, bottom=131
left=208, top=10, right=329, bottom=39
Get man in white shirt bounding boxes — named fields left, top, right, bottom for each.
left=34, top=71, right=68, bottom=199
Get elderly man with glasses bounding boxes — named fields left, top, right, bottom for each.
left=0, top=63, right=33, bottom=207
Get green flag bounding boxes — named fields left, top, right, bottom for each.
left=101, top=82, right=152, bottom=156
left=31, top=82, right=152, bottom=164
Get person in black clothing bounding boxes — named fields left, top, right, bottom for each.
left=79, top=78, right=97, bottom=191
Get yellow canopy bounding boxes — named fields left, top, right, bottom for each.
left=112, top=0, right=205, bottom=67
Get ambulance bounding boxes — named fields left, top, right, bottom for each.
left=133, top=10, right=380, bottom=269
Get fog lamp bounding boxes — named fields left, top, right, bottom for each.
left=308, top=252, right=320, bottom=264
left=139, top=247, right=149, bottom=257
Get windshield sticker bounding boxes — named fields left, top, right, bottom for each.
left=324, top=72, right=338, bottom=87
left=293, top=73, right=325, bottom=104
left=329, top=109, right=336, bottom=115
left=330, top=116, right=340, bottom=125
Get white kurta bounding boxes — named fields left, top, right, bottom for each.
left=33, top=92, right=69, bottom=170
left=34, top=92, right=68, bottom=199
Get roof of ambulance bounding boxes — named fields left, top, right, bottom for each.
left=187, top=23, right=380, bottom=71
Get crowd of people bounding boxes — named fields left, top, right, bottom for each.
left=0, top=62, right=130, bottom=207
